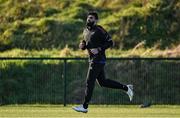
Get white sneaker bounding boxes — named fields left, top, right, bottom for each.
left=126, top=84, right=134, bottom=101
left=72, top=105, right=88, bottom=113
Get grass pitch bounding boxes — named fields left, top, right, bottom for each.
left=0, top=105, right=179, bottom=118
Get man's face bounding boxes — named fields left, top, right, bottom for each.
left=86, top=15, right=97, bottom=27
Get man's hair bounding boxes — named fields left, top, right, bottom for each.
left=88, top=11, right=98, bottom=20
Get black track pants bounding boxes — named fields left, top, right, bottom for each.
left=83, top=63, right=128, bottom=109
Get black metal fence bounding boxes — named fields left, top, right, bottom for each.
left=0, top=57, right=179, bottom=106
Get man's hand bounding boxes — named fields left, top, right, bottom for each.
left=90, top=48, right=101, bottom=55
left=79, top=40, right=86, bottom=50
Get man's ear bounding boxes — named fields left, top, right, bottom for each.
left=95, top=20, right=98, bottom=24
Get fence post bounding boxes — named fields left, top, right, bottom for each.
left=63, top=59, right=67, bottom=106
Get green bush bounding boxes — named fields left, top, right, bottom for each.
left=4, top=1, right=44, bottom=21
left=0, top=0, right=179, bottom=51
left=0, top=60, right=64, bottom=104
left=102, top=0, right=180, bottom=49
left=44, top=8, right=60, bottom=17
left=0, top=60, right=179, bottom=105
left=0, top=19, right=84, bottom=50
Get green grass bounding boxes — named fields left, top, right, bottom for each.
left=0, top=0, right=179, bottom=51
left=0, top=105, right=180, bottom=118
left=0, top=47, right=179, bottom=58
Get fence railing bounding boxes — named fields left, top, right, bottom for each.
left=0, top=57, right=179, bottom=106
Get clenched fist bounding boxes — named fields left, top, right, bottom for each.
left=79, top=40, right=86, bottom=50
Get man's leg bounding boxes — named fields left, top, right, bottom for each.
left=73, top=64, right=103, bottom=113
left=73, top=63, right=102, bottom=113
left=96, top=66, right=128, bottom=91
left=96, top=66, right=134, bottom=101
left=83, top=63, right=103, bottom=109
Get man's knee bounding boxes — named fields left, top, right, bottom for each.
left=97, top=79, right=107, bottom=87
left=86, top=78, right=95, bottom=87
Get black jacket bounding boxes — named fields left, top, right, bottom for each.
left=83, top=25, right=113, bottom=63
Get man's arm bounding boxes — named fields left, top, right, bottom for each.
left=98, top=26, right=113, bottom=51
left=99, top=34, right=113, bottom=51
left=90, top=28, right=113, bottom=55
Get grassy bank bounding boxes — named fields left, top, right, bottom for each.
left=0, top=45, right=179, bottom=58
left=0, top=0, right=179, bottom=50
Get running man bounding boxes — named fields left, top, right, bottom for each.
left=73, top=11, right=133, bottom=113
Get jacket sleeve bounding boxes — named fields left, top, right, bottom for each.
left=98, top=27, right=113, bottom=50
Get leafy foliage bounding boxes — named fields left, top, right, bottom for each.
left=0, top=0, right=179, bottom=51
left=0, top=59, right=179, bottom=104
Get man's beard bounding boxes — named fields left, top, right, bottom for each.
left=86, top=21, right=95, bottom=27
